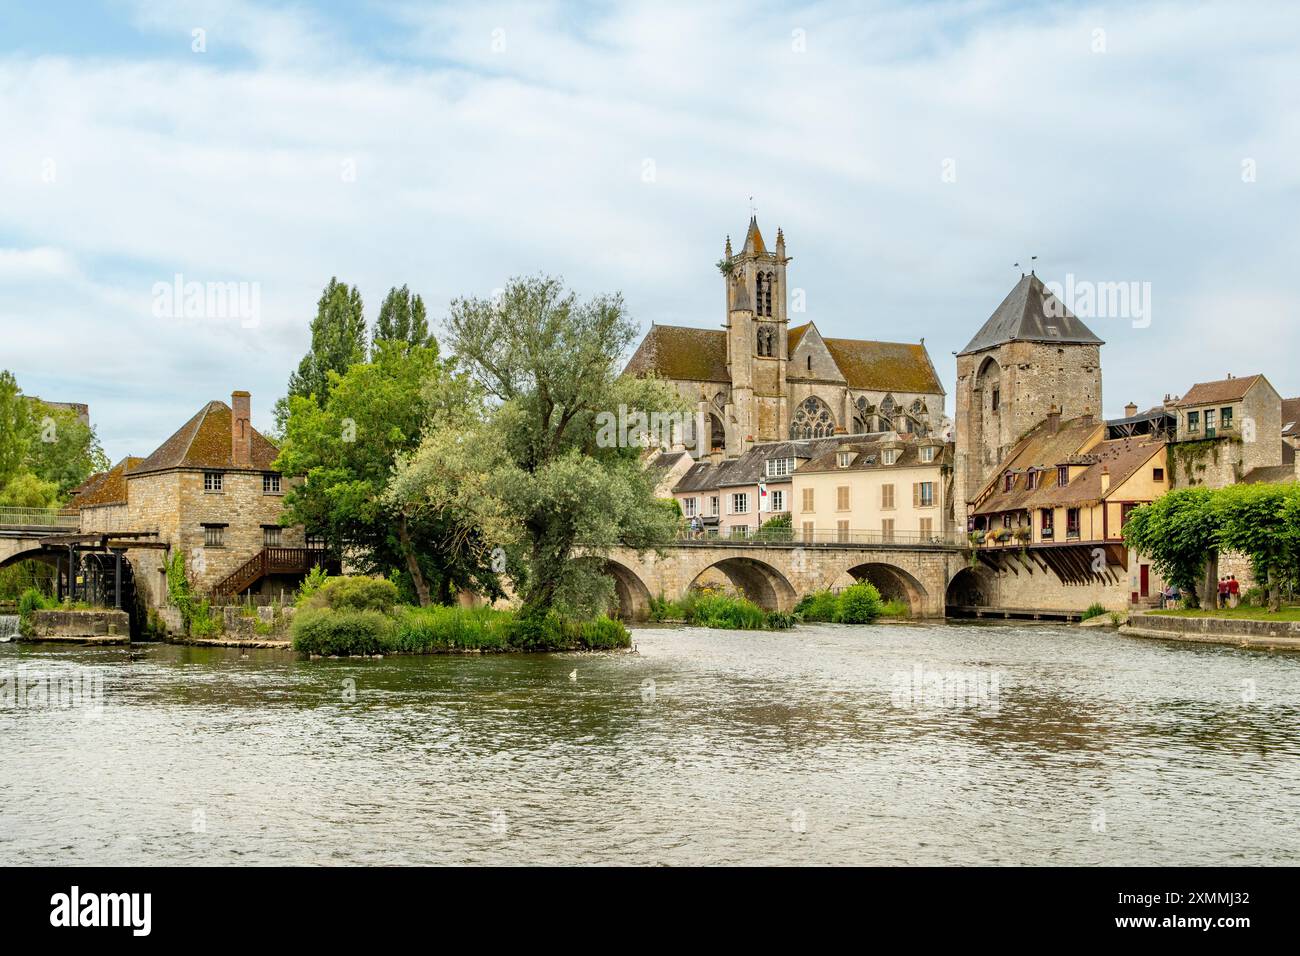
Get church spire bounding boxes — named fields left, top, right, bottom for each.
left=743, top=216, right=766, bottom=256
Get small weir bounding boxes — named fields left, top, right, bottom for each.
left=0, top=614, right=18, bottom=642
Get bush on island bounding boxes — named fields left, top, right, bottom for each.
left=794, top=590, right=839, bottom=623
left=291, top=608, right=394, bottom=656
left=304, top=575, right=400, bottom=614
left=835, top=583, right=884, bottom=624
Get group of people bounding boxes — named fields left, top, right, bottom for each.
left=1217, top=575, right=1241, bottom=608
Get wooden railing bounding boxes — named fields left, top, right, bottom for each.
left=210, top=547, right=332, bottom=600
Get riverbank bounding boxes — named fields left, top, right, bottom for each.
left=1121, top=609, right=1300, bottom=651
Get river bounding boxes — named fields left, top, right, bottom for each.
left=1, top=620, right=1297, bottom=865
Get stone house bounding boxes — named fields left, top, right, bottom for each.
left=1167, top=374, right=1295, bottom=488
left=624, top=217, right=947, bottom=460
left=791, top=434, right=953, bottom=544
left=72, top=391, right=319, bottom=608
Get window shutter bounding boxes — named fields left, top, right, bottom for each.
left=913, top=483, right=920, bottom=508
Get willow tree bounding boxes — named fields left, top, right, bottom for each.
left=388, top=275, right=685, bottom=619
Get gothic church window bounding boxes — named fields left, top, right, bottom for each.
left=790, top=396, right=836, bottom=439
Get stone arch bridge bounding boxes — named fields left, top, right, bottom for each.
left=603, top=538, right=972, bottom=620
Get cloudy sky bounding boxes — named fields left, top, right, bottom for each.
left=1, top=0, right=1297, bottom=462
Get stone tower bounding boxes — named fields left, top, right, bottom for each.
left=722, top=217, right=790, bottom=453
left=953, top=273, right=1104, bottom=527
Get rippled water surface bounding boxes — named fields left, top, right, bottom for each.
left=2, top=621, right=1298, bottom=865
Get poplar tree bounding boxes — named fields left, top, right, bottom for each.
left=275, top=278, right=367, bottom=430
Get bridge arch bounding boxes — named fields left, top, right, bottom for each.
left=688, top=556, right=797, bottom=612
left=604, top=559, right=653, bottom=621
left=843, top=561, right=928, bottom=617
left=946, top=565, right=995, bottom=609
left=0, top=545, right=62, bottom=572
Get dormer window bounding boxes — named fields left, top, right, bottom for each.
left=765, top=457, right=795, bottom=478
left=1003, top=472, right=1014, bottom=492
left=1025, top=469, right=1038, bottom=491
left=1057, top=465, right=1069, bottom=486
left=837, top=451, right=854, bottom=468
left=920, top=445, right=935, bottom=463
left=882, top=449, right=898, bottom=465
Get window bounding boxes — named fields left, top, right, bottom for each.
left=802, top=521, right=815, bottom=542
left=765, top=457, right=795, bottom=478
left=1040, top=508, right=1054, bottom=538
left=263, top=525, right=282, bottom=548
left=202, top=524, right=225, bottom=548
left=837, top=451, right=854, bottom=468
left=1204, top=408, right=1216, bottom=435
left=991, top=387, right=1000, bottom=411
left=730, top=524, right=750, bottom=539
left=1153, top=467, right=1165, bottom=482
left=1002, top=514, right=1012, bottom=529
left=914, top=481, right=934, bottom=508
left=837, top=520, right=850, bottom=543
left=770, top=489, right=785, bottom=512
left=801, top=488, right=815, bottom=512
left=1057, top=465, right=1069, bottom=486
left=1025, top=469, right=1037, bottom=491
left=683, top=497, right=697, bottom=517
left=919, top=446, right=935, bottom=463
left=1004, top=472, right=1015, bottom=492
left=1220, top=406, right=1233, bottom=430
left=790, top=397, right=836, bottom=440
left=203, top=471, right=223, bottom=493
left=710, top=496, right=720, bottom=517
left=836, top=486, right=850, bottom=511
left=732, top=493, right=749, bottom=514
left=1066, top=507, right=1081, bottom=537
left=881, top=483, right=895, bottom=510
left=882, top=449, right=898, bottom=465
left=1186, top=410, right=1200, bottom=433
left=881, top=518, right=895, bottom=542
left=919, top=517, right=933, bottom=539
left=306, top=534, right=327, bottom=550
left=263, top=473, right=282, bottom=494
left=1121, top=503, right=1138, bottom=528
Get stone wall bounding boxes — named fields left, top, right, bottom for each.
left=27, top=608, right=130, bottom=642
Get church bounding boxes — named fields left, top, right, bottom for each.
left=624, top=217, right=947, bottom=459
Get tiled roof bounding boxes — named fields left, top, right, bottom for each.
left=1282, top=397, right=1300, bottom=438
left=74, top=456, right=144, bottom=509
left=743, top=216, right=767, bottom=255
left=797, top=435, right=951, bottom=475
left=959, top=273, right=1104, bottom=356
left=822, top=337, right=944, bottom=394
left=132, top=401, right=279, bottom=475
left=623, top=325, right=730, bottom=383
left=1170, top=375, right=1264, bottom=407
left=673, top=437, right=849, bottom=493
left=970, top=415, right=1103, bottom=512
left=787, top=323, right=810, bottom=352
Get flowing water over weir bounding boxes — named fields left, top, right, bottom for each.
left=0, top=615, right=18, bottom=642
left=1, top=621, right=1298, bottom=865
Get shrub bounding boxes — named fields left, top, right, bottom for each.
left=1081, top=602, right=1107, bottom=620
left=292, top=608, right=394, bottom=656
left=564, top=614, right=632, bottom=649
left=1240, top=586, right=1266, bottom=608
left=390, top=605, right=512, bottom=652
left=18, top=587, right=52, bottom=619
left=836, top=583, right=883, bottom=624
left=795, top=590, right=839, bottom=623
left=306, top=575, right=400, bottom=613
left=764, top=610, right=798, bottom=629
left=880, top=598, right=910, bottom=618
left=688, top=593, right=769, bottom=629
left=296, top=565, right=329, bottom=605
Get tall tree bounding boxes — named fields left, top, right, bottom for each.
left=275, top=278, right=367, bottom=430
left=1123, top=487, right=1223, bottom=608
left=1214, top=483, right=1300, bottom=612
left=372, top=285, right=431, bottom=354
left=389, top=275, right=685, bottom=619
left=274, top=339, right=497, bottom=606
left=0, top=371, right=32, bottom=491
left=0, top=371, right=108, bottom=507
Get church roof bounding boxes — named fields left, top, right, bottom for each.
left=787, top=323, right=810, bottom=352
left=132, top=401, right=280, bottom=475
left=623, top=325, right=730, bottom=383
left=822, top=337, right=944, bottom=395
left=959, top=273, right=1103, bottom=356
left=743, top=216, right=766, bottom=255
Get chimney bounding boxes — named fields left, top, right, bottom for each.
left=1100, top=465, right=1111, bottom=494
left=1124, top=402, right=1138, bottom=418
left=1046, top=404, right=1061, bottom=434
left=231, top=390, right=252, bottom=468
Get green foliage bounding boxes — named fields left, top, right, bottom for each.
left=296, top=565, right=329, bottom=605
left=276, top=337, right=496, bottom=605
left=18, top=586, right=53, bottom=619
left=391, top=275, right=686, bottom=619
left=0, top=370, right=109, bottom=506
left=165, top=551, right=221, bottom=636
left=0, top=560, right=56, bottom=602
left=373, top=285, right=431, bottom=353
left=291, top=608, right=394, bottom=656
left=276, top=277, right=368, bottom=430
left=1081, top=602, right=1107, bottom=620
left=304, top=575, right=401, bottom=613
left=836, top=583, right=883, bottom=624
left=880, top=598, right=911, bottom=618
left=685, top=593, right=770, bottom=629
left=1123, top=488, right=1222, bottom=607
left=389, top=605, right=512, bottom=652
left=794, top=590, right=840, bottom=622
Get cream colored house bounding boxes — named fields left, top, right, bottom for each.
left=790, top=435, right=953, bottom=544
